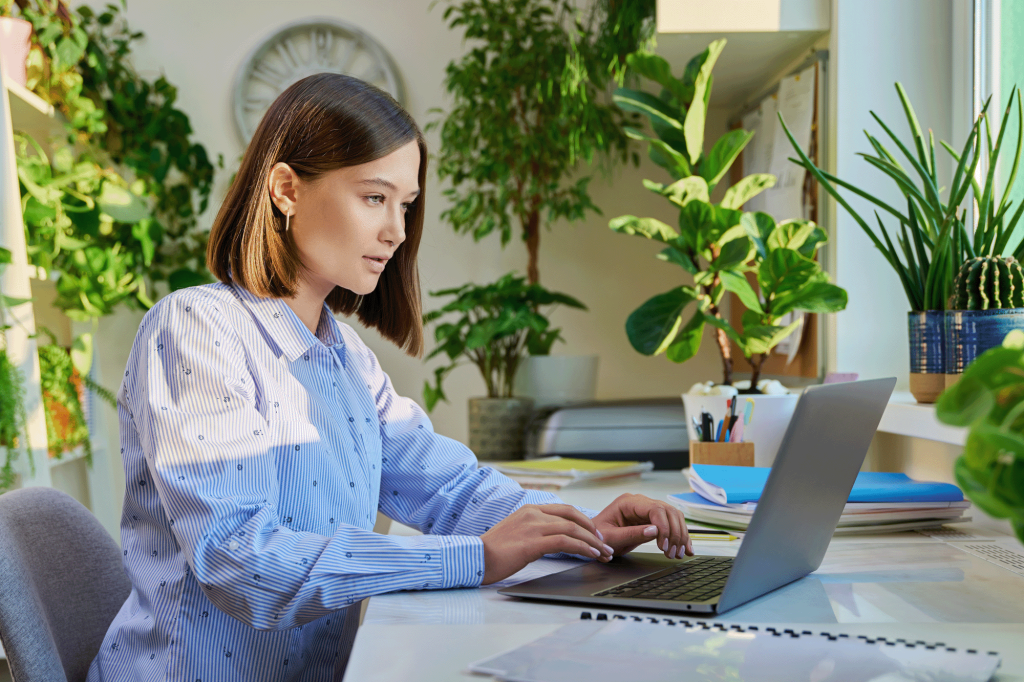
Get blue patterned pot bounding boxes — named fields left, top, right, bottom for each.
left=908, top=311, right=945, bottom=373
left=946, top=309, right=1024, bottom=374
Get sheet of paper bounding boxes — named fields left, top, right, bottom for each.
left=741, top=95, right=777, bottom=214
left=764, top=65, right=816, bottom=221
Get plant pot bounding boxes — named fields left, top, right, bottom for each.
left=513, top=355, right=598, bottom=409
left=468, top=397, right=534, bottom=461
left=907, top=310, right=945, bottom=404
left=681, top=392, right=799, bottom=468
left=0, top=17, right=32, bottom=88
left=946, top=308, right=1024, bottom=377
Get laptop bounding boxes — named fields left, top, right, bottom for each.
left=499, top=377, right=897, bottom=615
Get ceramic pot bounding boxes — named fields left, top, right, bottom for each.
left=0, top=17, right=32, bottom=88
left=468, top=397, right=533, bottom=461
left=681, top=392, right=799, bottom=468
left=907, top=310, right=945, bottom=403
left=946, top=308, right=1024, bottom=378
left=513, top=355, right=598, bottom=409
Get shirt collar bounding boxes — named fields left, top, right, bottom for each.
left=230, top=283, right=344, bottom=362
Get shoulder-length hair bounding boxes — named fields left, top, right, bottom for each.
left=208, top=73, right=426, bottom=356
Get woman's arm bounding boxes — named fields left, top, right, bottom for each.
left=123, top=292, right=484, bottom=631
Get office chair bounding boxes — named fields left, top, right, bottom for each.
left=0, top=487, right=130, bottom=682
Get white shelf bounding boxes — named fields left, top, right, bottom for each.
left=5, top=78, right=61, bottom=138
left=877, top=391, right=966, bottom=446
left=48, top=444, right=90, bottom=469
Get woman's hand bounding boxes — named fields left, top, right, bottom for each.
left=593, top=493, right=692, bottom=560
left=480, top=504, right=614, bottom=584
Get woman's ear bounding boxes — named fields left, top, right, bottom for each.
left=268, top=162, right=299, bottom=217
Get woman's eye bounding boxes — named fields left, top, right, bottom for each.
left=367, top=195, right=384, bottom=205
left=401, top=202, right=414, bottom=212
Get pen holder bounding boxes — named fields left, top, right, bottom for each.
left=689, top=440, right=755, bottom=467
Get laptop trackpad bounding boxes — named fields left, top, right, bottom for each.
left=500, top=552, right=683, bottom=598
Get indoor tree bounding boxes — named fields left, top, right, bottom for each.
left=430, top=0, right=655, bottom=285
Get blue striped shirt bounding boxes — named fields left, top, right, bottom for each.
left=87, top=282, right=581, bottom=682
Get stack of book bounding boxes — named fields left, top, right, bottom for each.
left=669, top=464, right=971, bottom=535
left=493, top=457, right=654, bottom=491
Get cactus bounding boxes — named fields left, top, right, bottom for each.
left=950, top=256, right=1024, bottom=310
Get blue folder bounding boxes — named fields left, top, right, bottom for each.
left=691, top=464, right=964, bottom=504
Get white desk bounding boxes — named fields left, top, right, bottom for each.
left=344, top=472, right=1024, bottom=681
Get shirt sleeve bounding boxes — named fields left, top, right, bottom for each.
left=352, top=334, right=597, bottom=542
left=124, top=292, right=493, bottom=632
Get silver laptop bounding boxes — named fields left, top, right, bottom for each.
left=499, top=377, right=897, bottom=615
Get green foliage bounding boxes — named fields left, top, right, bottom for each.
left=950, top=256, right=1024, bottom=310
left=0, top=246, right=30, bottom=492
left=610, top=41, right=847, bottom=387
left=936, top=329, right=1024, bottom=544
left=430, top=0, right=654, bottom=284
left=422, top=273, right=586, bottom=410
left=37, top=333, right=90, bottom=462
left=2, top=0, right=218, bottom=375
left=784, top=83, right=1024, bottom=312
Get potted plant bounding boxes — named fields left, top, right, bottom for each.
left=429, top=0, right=654, bottom=407
left=422, top=273, right=585, bottom=460
left=783, top=85, right=1024, bottom=402
left=0, top=246, right=31, bottom=492
left=936, top=329, right=1024, bottom=544
left=945, top=256, right=1024, bottom=381
left=609, top=42, right=847, bottom=465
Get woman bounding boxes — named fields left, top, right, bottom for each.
left=87, top=73, right=691, bottom=682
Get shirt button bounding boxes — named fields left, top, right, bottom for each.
left=350, top=482, right=355, bottom=487
left=227, top=540, right=240, bottom=551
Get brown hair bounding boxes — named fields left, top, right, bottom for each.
left=208, top=73, right=426, bottom=356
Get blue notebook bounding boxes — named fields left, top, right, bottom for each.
left=689, top=464, right=964, bottom=505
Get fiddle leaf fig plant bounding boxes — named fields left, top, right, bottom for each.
left=611, top=41, right=847, bottom=387
left=422, top=274, right=586, bottom=411
left=936, top=329, right=1024, bottom=543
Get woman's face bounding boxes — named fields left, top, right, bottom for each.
left=290, top=139, right=420, bottom=298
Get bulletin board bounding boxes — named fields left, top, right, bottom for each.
left=727, top=53, right=828, bottom=381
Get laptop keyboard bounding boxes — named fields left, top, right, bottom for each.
left=593, top=556, right=733, bottom=602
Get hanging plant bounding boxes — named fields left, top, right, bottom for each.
left=0, top=246, right=32, bottom=492
left=37, top=331, right=90, bottom=461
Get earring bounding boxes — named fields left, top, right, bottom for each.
left=285, top=212, right=291, bottom=232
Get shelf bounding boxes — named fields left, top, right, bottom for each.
left=48, top=444, right=90, bottom=469
left=876, top=392, right=967, bottom=446
left=4, top=77, right=62, bottom=139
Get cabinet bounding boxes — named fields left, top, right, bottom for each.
left=0, top=70, right=118, bottom=538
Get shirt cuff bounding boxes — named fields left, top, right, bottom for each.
left=437, top=534, right=485, bottom=589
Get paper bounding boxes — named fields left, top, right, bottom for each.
left=763, top=65, right=816, bottom=222
left=740, top=95, right=777, bottom=213
left=471, top=618, right=1002, bottom=682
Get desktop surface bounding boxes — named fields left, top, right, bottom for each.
left=345, top=471, right=1024, bottom=681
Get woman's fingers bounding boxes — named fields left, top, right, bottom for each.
left=541, top=519, right=613, bottom=558
left=539, top=534, right=603, bottom=559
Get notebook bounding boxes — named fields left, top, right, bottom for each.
left=688, top=464, right=965, bottom=505
left=470, top=612, right=1002, bottom=682
left=493, top=457, right=654, bottom=490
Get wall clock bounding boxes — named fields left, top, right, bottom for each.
left=233, top=17, right=405, bottom=142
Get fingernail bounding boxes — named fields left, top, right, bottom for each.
left=676, top=547, right=685, bottom=559
left=603, top=544, right=614, bottom=555
left=662, top=538, right=668, bottom=551
left=643, top=525, right=658, bottom=537
left=669, top=545, right=677, bottom=558
left=589, top=546, right=601, bottom=557
left=596, top=529, right=604, bottom=541
left=686, top=541, right=693, bottom=555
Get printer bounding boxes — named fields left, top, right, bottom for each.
left=526, top=398, right=689, bottom=470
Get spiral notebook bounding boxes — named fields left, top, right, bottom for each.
left=470, top=613, right=1002, bottom=682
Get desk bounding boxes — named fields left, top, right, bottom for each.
left=344, top=471, right=1024, bottom=681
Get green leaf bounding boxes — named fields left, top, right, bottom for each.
left=97, top=182, right=149, bottom=224
left=0, top=246, right=11, bottom=265
left=765, top=220, right=826, bottom=254
left=625, top=287, right=697, bottom=356
left=742, top=318, right=804, bottom=355
left=740, top=211, right=777, bottom=259
left=71, top=333, right=94, bottom=377
left=758, top=248, right=821, bottom=300
left=682, top=39, right=726, bottom=165
left=721, top=173, right=776, bottom=210
left=626, top=52, right=688, bottom=104
left=665, top=312, right=706, bottom=363
left=662, top=176, right=710, bottom=207
left=613, top=88, right=683, bottom=132
left=771, top=281, right=848, bottom=317
left=714, top=236, right=754, bottom=271
left=657, top=246, right=699, bottom=275
left=2, top=295, right=32, bottom=308
left=609, top=215, right=679, bottom=242
left=719, top=270, right=763, bottom=314
left=701, top=129, right=754, bottom=189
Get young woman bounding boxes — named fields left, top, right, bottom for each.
left=87, top=73, right=691, bottom=682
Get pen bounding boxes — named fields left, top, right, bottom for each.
left=701, top=411, right=714, bottom=442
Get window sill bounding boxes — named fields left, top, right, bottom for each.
left=876, top=392, right=966, bottom=446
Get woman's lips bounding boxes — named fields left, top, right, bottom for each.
left=363, top=256, right=387, bottom=273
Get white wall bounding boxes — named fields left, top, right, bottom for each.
left=84, top=0, right=733, bottom=505
left=829, top=0, right=953, bottom=384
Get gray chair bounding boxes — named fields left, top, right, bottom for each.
left=0, top=487, right=130, bottom=682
